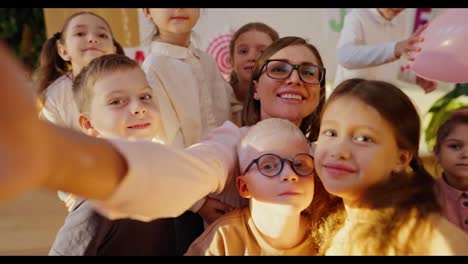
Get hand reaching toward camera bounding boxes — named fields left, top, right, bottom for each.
left=0, top=42, right=53, bottom=201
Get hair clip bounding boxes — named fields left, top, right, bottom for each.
left=53, top=32, right=62, bottom=40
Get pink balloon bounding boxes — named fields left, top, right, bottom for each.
left=410, top=9, right=468, bottom=83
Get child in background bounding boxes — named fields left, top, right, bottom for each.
left=35, top=11, right=124, bottom=210
left=433, top=109, right=468, bottom=233
left=228, top=22, right=279, bottom=126
left=141, top=8, right=238, bottom=147
left=333, top=8, right=436, bottom=93
left=141, top=8, right=240, bottom=254
left=37, top=11, right=124, bottom=130
left=49, top=54, right=175, bottom=255
left=311, top=78, right=468, bottom=255
left=185, top=118, right=317, bottom=255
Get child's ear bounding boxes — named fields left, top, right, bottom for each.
left=236, top=175, right=252, bottom=199
left=393, top=149, right=413, bottom=173
left=78, top=114, right=100, bottom=137
left=252, top=80, right=259, bottom=100
left=57, top=42, right=71, bottom=62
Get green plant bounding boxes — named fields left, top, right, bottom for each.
left=0, top=8, right=46, bottom=73
left=424, top=83, right=468, bottom=151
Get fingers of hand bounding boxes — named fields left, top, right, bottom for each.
left=414, top=23, right=428, bottom=36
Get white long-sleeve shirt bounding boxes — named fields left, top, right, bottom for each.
left=333, top=9, right=416, bottom=88
left=142, top=41, right=239, bottom=149
left=99, top=121, right=247, bottom=221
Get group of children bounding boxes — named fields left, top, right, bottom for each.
left=0, top=8, right=467, bottom=256
left=35, top=9, right=282, bottom=255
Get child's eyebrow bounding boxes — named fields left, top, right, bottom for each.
left=444, top=138, right=463, bottom=143
left=320, top=120, right=380, bottom=133
left=72, top=25, right=109, bottom=32
left=320, top=120, right=337, bottom=126
left=104, top=90, right=125, bottom=98
left=139, top=86, right=153, bottom=92
left=104, top=86, right=153, bottom=98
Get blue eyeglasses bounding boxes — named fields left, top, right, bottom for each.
left=243, top=153, right=315, bottom=177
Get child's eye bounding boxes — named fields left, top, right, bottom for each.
left=109, top=99, right=125, bottom=105
left=74, top=32, right=85, bottom=37
left=237, top=48, right=248, bottom=55
left=140, top=94, right=152, bottom=100
left=322, top=129, right=336, bottom=137
left=355, top=135, right=373, bottom=143
left=447, top=143, right=462, bottom=150
left=98, top=33, right=110, bottom=39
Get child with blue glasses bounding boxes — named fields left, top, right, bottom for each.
left=185, top=118, right=317, bottom=255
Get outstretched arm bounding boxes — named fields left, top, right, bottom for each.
left=0, top=41, right=127, bottom=201
left=0, top=42, right=240, bottom=220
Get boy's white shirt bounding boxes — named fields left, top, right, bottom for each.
left=333, top=8, right=417, bottom=89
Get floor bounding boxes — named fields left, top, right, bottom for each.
left=0, top=189, right=67, bottom=255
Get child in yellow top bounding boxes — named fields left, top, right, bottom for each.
left=311, top=78, right=468, bottom=255
left=185, top=118, right=316, bottom=255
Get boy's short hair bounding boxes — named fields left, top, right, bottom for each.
left=72, top=54, right=141, bottom=113
left=238, top=118, right=308, bottom=171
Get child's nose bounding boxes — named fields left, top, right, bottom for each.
left=88, top=37, right=98, bottom=44
left=133, top=107, right=147, bottom=115
left=329, top=139, right=351, bottom=160
left=279, top=164, right=299, bottom=182
left=131, top=102, right=147, bottom=115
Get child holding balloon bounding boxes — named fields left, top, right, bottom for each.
left=333, top=8, right=436, bottom=93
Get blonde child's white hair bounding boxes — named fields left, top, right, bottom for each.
left=237, top=118, right=308, bottom=170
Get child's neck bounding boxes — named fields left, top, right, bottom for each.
left=377, top=9, right=396, bottom=21
left=250, top=202, right=307, bottom=249
left=71, top=64, right=83, bottom=79
left=443, top=172, right=468, bottom=191
left=158, top=31, right=191, bottom=47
